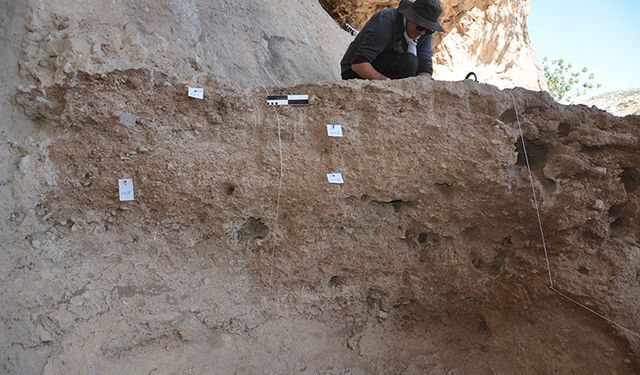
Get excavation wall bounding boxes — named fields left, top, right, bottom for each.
left=1, top=0, right=639, bottom=374
left=2, top=69, right=639, bottom=374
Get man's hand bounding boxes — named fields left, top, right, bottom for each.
left=418, top=72, right=433, bottom=79
left=351, top=62, right=389, bottom=80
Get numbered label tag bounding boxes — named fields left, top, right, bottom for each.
left=327, top=173, right=344, bottom=184
left=326, top=124, right=343, bottom=138
left=188, top=87, right=204, bottom=99
left=118, top=178, right=135, bottom=201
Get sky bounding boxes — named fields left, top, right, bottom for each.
left=528, top=0, right=640, bottom=95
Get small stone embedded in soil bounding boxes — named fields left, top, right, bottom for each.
left=80, top=173, right=92, bottom=187
left=36, top=325, right=53, bottom=342
left=377, top=310, right=388, bottom=321
left=117, top=112, right=138, bottom=128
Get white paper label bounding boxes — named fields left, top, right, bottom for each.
left=188, top=87, right=204, bottom=99
left=327, top=173, right=344, bottom=184
left=118, top=178, right=135, bottom=201
left=326, top=124, right=344, bottom=138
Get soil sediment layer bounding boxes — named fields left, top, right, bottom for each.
left=2, top=69, right=639, bottom=373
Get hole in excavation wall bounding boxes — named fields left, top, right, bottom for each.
left=621, top=168, right=639, bottom=193
left=478, top=316, right=491, bottom=332
left=417, top=230, right=440, bottom=245
left=417, top=232, right=429, bottom=244
left=390, top=200, right=404, bottom=212
left=542, top=177, right=557, bottom=192
left=515, top=137, right=549, bottom=170
left=501, top=236, right=513, bottom=246
left=607, top=204, right=631, bottom=237
left=472, top=256, right=503, bottom=277
left=610, top=217, right=624, bottom=230
left=498, top=108, right=517, bottom=123
left=236, top=217, right=269, bottom=243
left=225, top=184, right=236, bottom=195
left=435, top=182, right=454, bottom=198
left=578, top=266, right=590, bottom=275
left=329, top=275, right=344, bottom=287
left=557, top=122, right=573, bottom=137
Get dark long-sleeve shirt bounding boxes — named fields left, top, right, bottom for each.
left=340, top=5, right=434, bottom=75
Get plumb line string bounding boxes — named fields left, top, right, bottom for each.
left=260, top=86, right=284, bottom=293
left=268, top=104, right=284, bottom=293
left=260, top=87, right=317, bottom=373
left=509, top=92, right=640, bottom=340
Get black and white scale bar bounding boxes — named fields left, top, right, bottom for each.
left=267, top=95, right=309, bottom=106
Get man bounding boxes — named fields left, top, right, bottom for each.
left=340, top=0, right=444, bottom=81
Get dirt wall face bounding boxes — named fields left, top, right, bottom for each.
left=1, top=0, right=640, bottom=374
left=320, top=0, right=547, bottom=90
left=2, top=69, right=639, bottom=373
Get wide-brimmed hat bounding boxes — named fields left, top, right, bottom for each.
left=399, top=0, right=445, bottom=33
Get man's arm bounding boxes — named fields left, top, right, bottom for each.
left=352, top=62, right=389, bottom=80
left=346, top=11, right=393, bottom=80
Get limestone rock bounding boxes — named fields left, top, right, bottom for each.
left=583, top=88, right=640, bottom=117
left=117, top=112, right=137, bottom=128
left=15, top=0, right=352, bottom=88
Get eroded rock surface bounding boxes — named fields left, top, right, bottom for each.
left=584, top=89, right=640, bottom=117
left=16, top=0, right=351, bottom=89
left=320, top=0, right=547, bottom=90
left=2, top=69, right=639, bottom=374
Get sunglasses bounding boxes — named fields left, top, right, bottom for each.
left=416, top=25, right=435, bottom=34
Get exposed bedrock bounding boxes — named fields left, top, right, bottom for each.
left=14, top=0, right=351, bottom=89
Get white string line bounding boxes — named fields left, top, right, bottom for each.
left=552, top=286, right=640, bottom=339
left=268, top=105, right=284, bottom=292
left=259, top=87, right=317, bottom=373
left=260, top=86, right=284, bottom=293
left=509, top=93, right=554, bottom=288
left=509, top=92, right=640, bottom=340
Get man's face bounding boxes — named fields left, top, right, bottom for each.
left=406, top=20, right=428, bottom=40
